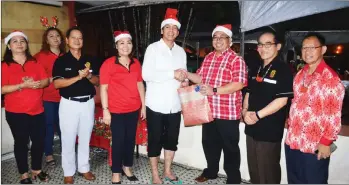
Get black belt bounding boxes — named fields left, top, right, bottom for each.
left=65, top=95, right=94, bottom=102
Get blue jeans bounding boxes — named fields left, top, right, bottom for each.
left=43, top=101, right=61, bottom=156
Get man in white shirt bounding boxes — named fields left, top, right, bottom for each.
left=142, top=8, right=187, bottom=184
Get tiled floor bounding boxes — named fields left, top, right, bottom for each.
left=1, top=145, right=241, bottom=184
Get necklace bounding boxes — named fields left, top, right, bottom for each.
left=301, top=70, right=316, bottom=93
left=256, top=64, right=272, bottom=82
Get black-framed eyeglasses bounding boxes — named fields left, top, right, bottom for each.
left=257, top=42, right=277, bottom=49
left=301, top=46, right=322, bottom=51
left=212, top=36, right=229, bottom=41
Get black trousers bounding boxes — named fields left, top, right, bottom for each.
left=285, top=144, right=330, bottom=184
left=202, top=119, right=241, bottom=184
left=110, top=110, right=139, bottom=173
left=5, top=111, right=45, bottom=174
left=246, top=135, right=282, bottom=184
left=146, top=107, right=181, bottom=157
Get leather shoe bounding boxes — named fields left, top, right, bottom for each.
left=64, top=176, right=74, bottom=184
left=195, top=175, right=210, bottom=182
left=78, top=171, right=96, bottom=181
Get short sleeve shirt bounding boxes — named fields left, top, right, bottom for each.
left=1, top=60, right=48, bottom=115
left=52, top=51, right=100, bottom=98
left=245, top=57, right=293, bottom=142
left=100, top=56, right=143, bottom=113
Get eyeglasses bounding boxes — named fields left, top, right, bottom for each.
left=212, top=36, right=229, bottom=41
left=257, top=43, right=276, bottom=49
left=301, top=46, right=322, bottom=51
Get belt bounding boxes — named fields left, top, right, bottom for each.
left=65, top=95, right=94, bottom=102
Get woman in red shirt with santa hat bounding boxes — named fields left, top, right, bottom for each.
left=1, top=31, right=49, bottom=183
left=100, top=30, right=145, bottom=184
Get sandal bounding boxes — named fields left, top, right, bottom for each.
left=32, top=171, right=49, bottom=182
left=164, top=176, right=183, bottom=184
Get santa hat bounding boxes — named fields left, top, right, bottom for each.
left=114, top=31, right=132, bottom=43
left=161, top=8, right=181, bottom=29
left=4, top=30, right=28, bottom=45
left=212, top=24, right=233, bottom=38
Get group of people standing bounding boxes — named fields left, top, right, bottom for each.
left=2, top=7, right=344, bottom=185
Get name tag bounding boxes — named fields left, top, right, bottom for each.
left=65, top=68, right=72, bottom=71
left=264, top=78, right=277, bottom=84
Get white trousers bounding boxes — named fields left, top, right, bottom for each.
left=59, top=97, right=95, bottom=176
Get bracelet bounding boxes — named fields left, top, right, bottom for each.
left=102, top=107, right=109, bottom=110
left=17, top=84, right=22, bottom=91
left=255, top=111, right=261, bottom=120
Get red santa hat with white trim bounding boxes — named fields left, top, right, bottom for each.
left=161, top=8, right=181, bottom=29
left=4, top=30, right=28, bottom=45
left=114, top=30, right=132, bottom=42
left=212, top=24, right=233, bottom=46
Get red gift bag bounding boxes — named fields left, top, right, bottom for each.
left=136, top=119, right=148, bottom=146
left=178, top=85, right=214, bottom=127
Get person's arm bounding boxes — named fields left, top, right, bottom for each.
left=257, top=97, right=288, bottom=118
left=88, top=75, right=99, bottom=86
left=256, top=65, right=294, bottom=119
left=53, top=75, right=82, bottom=89
left=216, top=82, right=245, bottom=95
left=242, top=92, right=249, bottom=115
left=187, top=72, right=202, bottom=84
left=38, top=78, right=50, bottom=89
left=142, top=45, right=175, bottom=83
left=87, top=57, right=101, bottom=86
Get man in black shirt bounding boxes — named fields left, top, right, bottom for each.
left=242, top=30, right=293, bottom=184
left=52, top=27, right=99, bottom=184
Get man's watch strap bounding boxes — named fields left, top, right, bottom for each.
left=213, top=87, right=217, bottom=95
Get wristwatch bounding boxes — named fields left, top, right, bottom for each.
left=213, top=87, right=217, bottom=95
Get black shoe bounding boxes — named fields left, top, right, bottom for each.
left=20, top=178, right=32, bottom=184
left=112, top=181, right=121, bottom=184
left=32, top=171, right=49, bottom=182
left=121, top=170, right=138, bottom=181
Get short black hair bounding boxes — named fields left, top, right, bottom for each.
left=257, top=27, right=283, bottom=44
left=66, top=26, right=83, bottom=38
left=302, top=32, right=326, bottom=46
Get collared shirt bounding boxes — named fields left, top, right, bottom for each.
left=142, top=39, right=187, bottom=114
left=1, top=60, right=48, bottom=115
left=100, top=56, right=143, bottom=113
left=245, top=56, right=293, bottom=142
left=285, top=60, right=345, bottom=154
left=52, top=51, right=100, bottom=98
left=34, top=50, right=62, bottom=102
left=197, top=48, right=248, bottom=120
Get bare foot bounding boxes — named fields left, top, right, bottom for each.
left=122, top=167, right=133, bottom=176
left=163, top=171, right=177, bottom=180
left=46, top=155, right=54, bottom=162
left=112, top=173, right=121, bottom=183
left=21, top=172, right=29, bottom=180
left=152, top=176, right=163, bottom=184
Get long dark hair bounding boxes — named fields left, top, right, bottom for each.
left=2, top=38, right=35, bottom=65
left=41, top=27, right=66, bottom=53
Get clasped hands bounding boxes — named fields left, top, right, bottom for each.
left=243, top=110, right=259, bottom=125
left=21, top=76, right=41, bottom=89
left=78, top=67, right=91, bottom=80
left=175, top=69, right=215, bottom=96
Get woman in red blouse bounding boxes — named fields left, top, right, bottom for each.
left=100, top=31, right=145, bottom=184
left=1, top=31, right=50, bottom=183
left=34, top=27, right=65, bottom=166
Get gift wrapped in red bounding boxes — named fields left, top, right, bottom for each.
left=178, top=85, right=213, bottom=127
left=136, top=119, right=148, bottom=146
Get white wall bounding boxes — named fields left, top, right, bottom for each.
left=138, top=118, right=349, bottom=184
left=1, top=108, right=14, bottom=155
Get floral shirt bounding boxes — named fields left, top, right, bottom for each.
left=285, top=60, right=345, bottom=154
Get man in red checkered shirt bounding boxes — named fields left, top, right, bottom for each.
left=186, top=24, right=248, bottom=184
